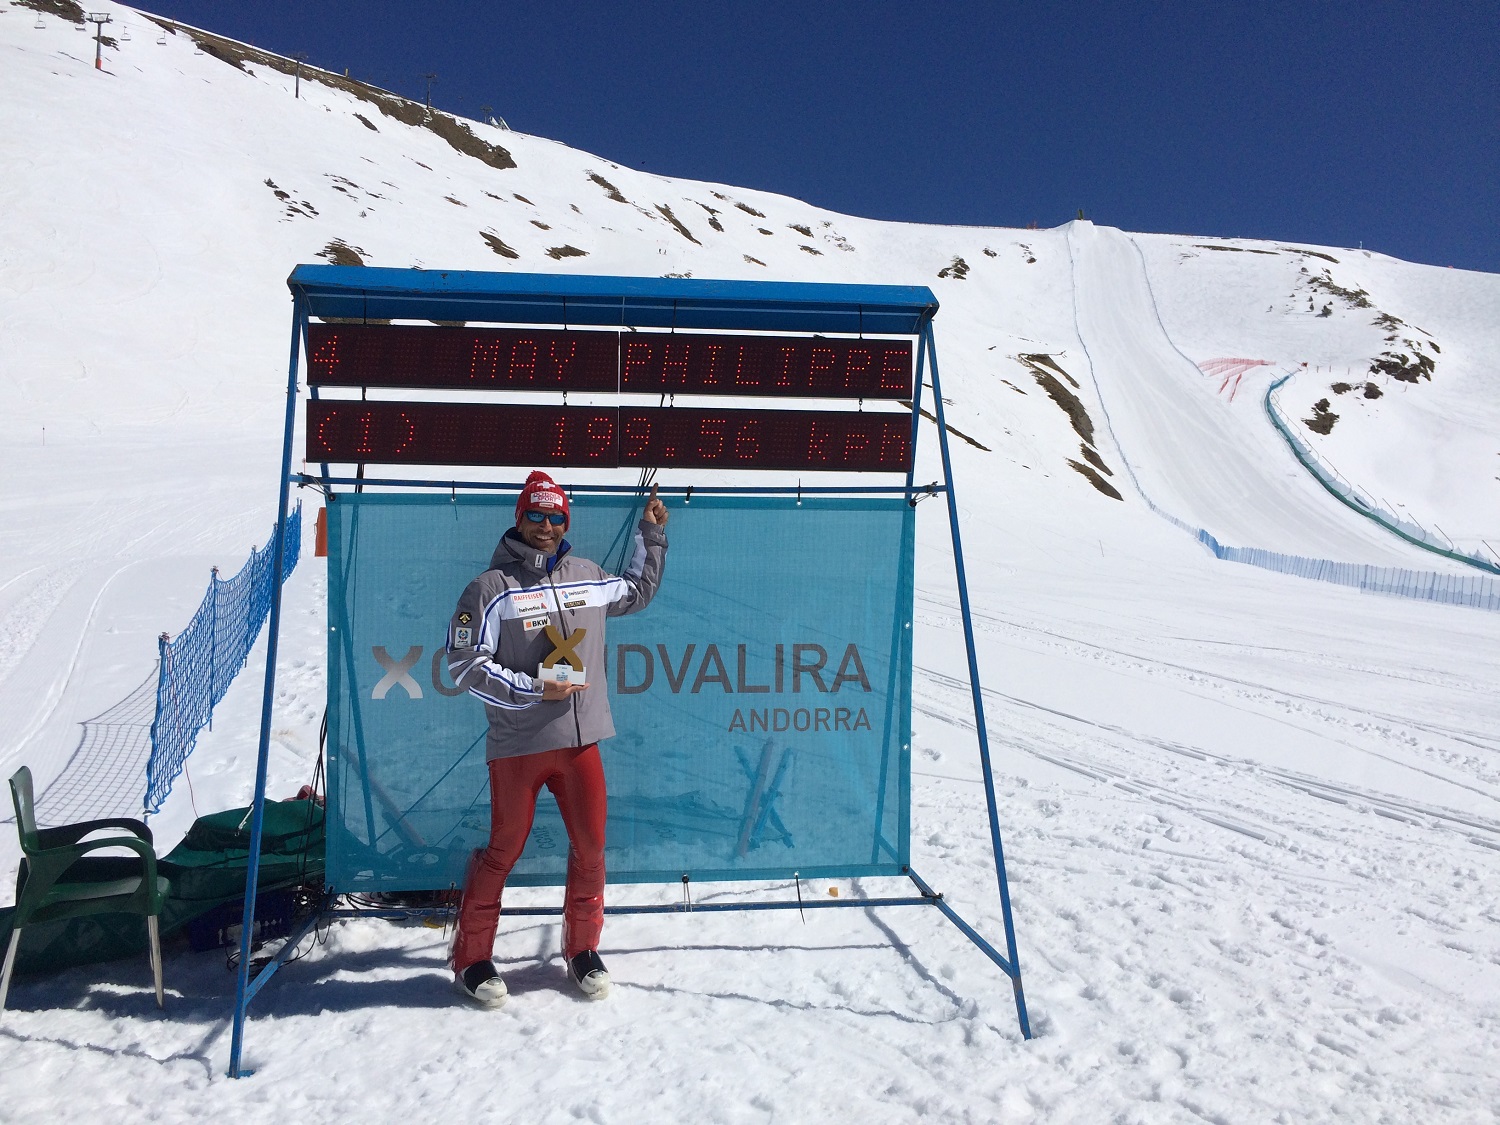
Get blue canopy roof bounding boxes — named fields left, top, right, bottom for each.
left=286, top=266, right=938, bottom=336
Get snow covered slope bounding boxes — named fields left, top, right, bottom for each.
left=1134, top=230, right=1500, bottom=559
left=2, top=3, right=1499, bottom=1121
left=1069, top=221, right=1488, bottom=565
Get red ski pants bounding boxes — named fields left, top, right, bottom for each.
left=451, top=743, right=607, bottom=971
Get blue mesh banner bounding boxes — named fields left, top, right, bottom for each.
left=325, top=492, right=913, bottom=891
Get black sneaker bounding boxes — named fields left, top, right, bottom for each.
left=567, top=950, right=611, bottom=1000
left=455, top=959, right=508, bottom=1008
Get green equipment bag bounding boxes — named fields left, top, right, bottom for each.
left=0, top=799, right=324, bottom=979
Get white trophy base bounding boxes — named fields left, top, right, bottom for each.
left=537, top=663, right=586, bottom=686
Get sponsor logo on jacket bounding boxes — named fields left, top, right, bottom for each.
left=509, top=590, right=547, bottom=614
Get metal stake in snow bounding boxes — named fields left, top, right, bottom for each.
left=86, top=12, right=111, bottom=70
left=293, top=52, right=308, bottom=98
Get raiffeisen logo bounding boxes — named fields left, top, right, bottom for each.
left=614, top=642, right=876, bottom=734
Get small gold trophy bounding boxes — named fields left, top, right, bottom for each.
left=537, top=624, right=587, bottom=685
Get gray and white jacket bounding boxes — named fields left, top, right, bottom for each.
left=446, top=521, right=667, bottom=760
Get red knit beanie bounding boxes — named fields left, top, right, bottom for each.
left=516, top=470, right=570, bottom=527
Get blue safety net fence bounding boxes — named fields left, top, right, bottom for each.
left=1193, top=528, right=1500, bottom=611
left=1138, top=490, right=1500, bottom=612
left=324, top=492, right=914, bottom=892
left=145, top=504, right=302, bottom=813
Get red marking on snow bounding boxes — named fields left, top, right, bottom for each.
left=1198, top=357, right=1271, bottom=403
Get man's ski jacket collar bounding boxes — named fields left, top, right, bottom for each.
left=492, top=526, right=572, bottom=577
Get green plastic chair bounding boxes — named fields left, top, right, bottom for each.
left=2, top=766, right=170, bottom=1011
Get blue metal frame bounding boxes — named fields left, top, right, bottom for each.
left=227, top=271, right=1029, bottom=1077
left=921, top=322, right=1031, bottom=1035
left=327, top=892, right=936, bottom=921
left=286, top=265, right=938, bottom=336
left=228, top=293, right=309, bottom=1075
left=295, top=476, right=943, bottom=496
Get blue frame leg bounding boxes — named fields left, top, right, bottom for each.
left=922, top=323, right=1032, bottom=1040
left=228, top=295, right=307, bottom=1079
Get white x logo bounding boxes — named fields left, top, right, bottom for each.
left=372, top=645, right=424, bottom=699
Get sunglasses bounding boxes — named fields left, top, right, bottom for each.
left=524, top=511, right=567, bottom=526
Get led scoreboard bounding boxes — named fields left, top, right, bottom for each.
left=305, top=322, right=914, bottom=471
left=307, top=323, right=911, bottom=399
left=307, top=402, right=911, bottom=471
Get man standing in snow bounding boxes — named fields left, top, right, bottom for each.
left=445, top=471, right=669, bottom=1007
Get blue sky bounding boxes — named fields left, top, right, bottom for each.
left=140, top=1, right=1498, bottom=273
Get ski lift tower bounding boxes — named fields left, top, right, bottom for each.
left=85, top=11, right=111, bottom=69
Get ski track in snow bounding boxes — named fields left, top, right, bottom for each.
left=914, top=589, right=1500, bottom=798
left=1, top=5, right=1498, bottom=1121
